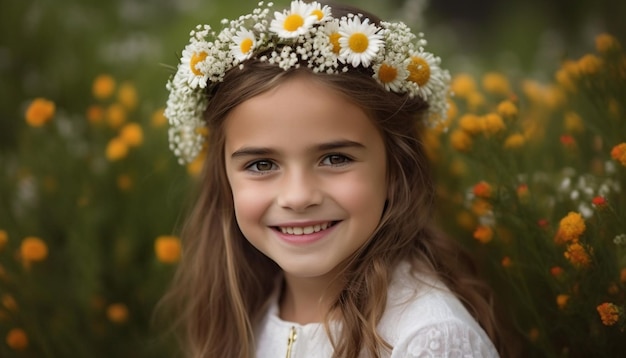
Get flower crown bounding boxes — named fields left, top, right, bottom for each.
left=165, top=1, right=450, bottom=164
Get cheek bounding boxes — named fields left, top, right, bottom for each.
left=231, top=181, right=271, bottom=228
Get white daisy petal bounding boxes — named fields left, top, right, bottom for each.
left=269, top=0, right=317, bottom=38
left=230, top=27, right=257, bottom=61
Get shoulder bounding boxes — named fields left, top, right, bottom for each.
left=379, top=262, right=500, bottom=357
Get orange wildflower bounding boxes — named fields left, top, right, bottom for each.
left=556, top=294, right=570, bottom=309
left=154, top=236, right=182, bottom=263
left=577, top=53, right=603, bottom=75
left=516, top=184, right=529, bottom=202
left=0, top=230, right=7, bottom=251
left=25, top=98, right=55, bottom=127
left=92, top=74, right=116, bottom=99
left=458, top=114, right=482, bottom=135
left=550, top=266, right=564, bottom=278
left=86, top=105, right=104, bottom=124
left=117, top=82, right=138, bottom=110
left=119, top=123, right=143, bottom=147
left=611, top=143, right=626, bottom=166
left=564, top=111, right=584, bottom=133
left=621, top=268, right=626, bottom=284
left=473, top=225, right=494, bottom=244
left=554, top=212, right=586, bottom=244
left=151, top=108, right=167, bottom=128
left=6, top=328, right=28, bottom=350
left=473, top=181, right=492, bottom=199
left=450, top=73, right=476, bottom=98
left=596, top=302, right=621, bottom=326
left=20, top=237, right=48, bottom=262
left=107, top=303, right=129, bottom=324
left=471, top=199, right=492, bottom=216
left=501, top=256, right=512, bottom=268
left=564, top=242, right=592, bottom=268
left=106, top=103, right=127, bottom=129
left=105, top=138, right=129, bottom=161
left=481, top=113, right=505, bottom=135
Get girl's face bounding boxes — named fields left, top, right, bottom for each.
left=224, top=74, right=387, bottom=281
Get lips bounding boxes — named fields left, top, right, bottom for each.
left=274, top=221, right=338, bottom=235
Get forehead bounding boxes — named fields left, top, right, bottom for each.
left=223, top=74, right=383, bottom=151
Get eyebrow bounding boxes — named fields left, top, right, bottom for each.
left=230, top=139, right=366, bottom=159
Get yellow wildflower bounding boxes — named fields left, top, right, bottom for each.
left=20, top=237, right=48, bottom=262
left=554, top=212, right=586, bottom=244
left=154, top=236, right=182, bottom=263
left=458, top=114, right=482, bottom=135
left=611, top=143, right=626, bottom=166
left=450, top=73, right=477, bottom=98
left=117, top=82, right=138, bottom=110
left=595, top=33, right=620, bottom=53
left=564, top=242, right=592, bottom=268
left=25, top=98, right=55, bottom=127
left=450, top=129, right=472, bottom=152
left=106, top=103, right=127, bottom=129
left=105, top=137, right=129, bottom=161
left=6, top=328, right=28, bottom=350
left=497, top=100, right=518, bottom=118
left=564, top=111, right=584, bottom=133
left=0, top=230, right=7, bottom=251
left=577, top=53, right=603, bottom=75
left=481, top=113, right=505, bottom=135
left=504, top=133, right=525, bottom=149
left=481, top=72, right=511, bottom=96
left=107, top=303, right=129, bottom=324
left=473, top=225, right=493, bottom=244
left=119, top=123, right=143, bottom=147
left=597, top=302, right=620, bottom=326
left=556, top=294, right=570, bottom=309
left=92, top=74, right=116, bottom=99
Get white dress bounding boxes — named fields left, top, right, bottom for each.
left=254, top=262, right=500, bottom=357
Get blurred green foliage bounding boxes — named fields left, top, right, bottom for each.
left=1, top=0, right=624, bottom=357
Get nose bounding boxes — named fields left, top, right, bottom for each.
left=276, top=168, right=323, bottom=212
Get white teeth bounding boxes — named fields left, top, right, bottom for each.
left=278, top=222, right=333, bottom=235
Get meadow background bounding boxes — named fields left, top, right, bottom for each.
left=1, top=0, right=625, bottom=356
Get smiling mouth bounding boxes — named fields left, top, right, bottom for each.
left=274, top=221, right=339, bottom=235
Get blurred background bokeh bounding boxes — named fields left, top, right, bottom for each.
left=1, top=0, right=625, bottom=357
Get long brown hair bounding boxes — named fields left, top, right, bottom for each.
left=158, top=4, right=514, bottom=358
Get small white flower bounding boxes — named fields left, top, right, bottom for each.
left=230, top=27, right=257, bottom=61
left=179, top=42, right=211, bottom=89
left=338, top=16, right=383, bottom=67
left=269, top=0, right=317, bottom=38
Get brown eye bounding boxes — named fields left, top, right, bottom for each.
left=247, top=160, right=276, bottom=172
left=322, top=154, right=351, bottom=166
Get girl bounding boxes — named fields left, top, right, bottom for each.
left=161, top=1, right=510, bottom=357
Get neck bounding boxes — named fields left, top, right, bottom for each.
left=279, top=273, right=344, bottom=325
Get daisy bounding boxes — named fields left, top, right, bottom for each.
left=405, top=50, right=447, bottom=99
left=308, top=1, right=332, bottom=22
left=230, top=27, right=257, bottom=61
left=338, top=16, right=383, bottom=67
left=322, top=20, right=342, bottom=55
left=179, top=42, right=211, bottom=89
left=373, top=59, right=409, bottom=92
left=269, top=0, right=317, bottom=38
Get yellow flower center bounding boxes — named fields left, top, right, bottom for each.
left=348, top=33, right=369, bottom=53
left=240, top=38, right=253, bottom=54
left=284, top=14, right=304, bottom=32
left=329, top=32, right=341, bottom=54
left=378, top=63, right=398, bottom=83
left=407, top=56, right=431, bottom=86
left=190, top=51, right=208, bottom=76
left=311, top=9, right=324, bottom=20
